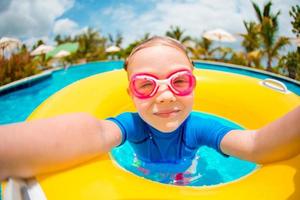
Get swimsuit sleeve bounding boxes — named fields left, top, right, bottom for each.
left=186, top=114, right=235, bottom=156
left=106, top=112, right=144, bottom=146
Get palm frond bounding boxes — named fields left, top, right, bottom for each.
left=252, top=1, right=263, bottom=23
left=270, top=37, right=290, bottom=58
left=263, top=1, right=272, bottom=17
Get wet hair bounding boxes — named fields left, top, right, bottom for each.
left=124, top=36, right=193, bottom=71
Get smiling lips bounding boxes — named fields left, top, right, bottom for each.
left=154, top=110, right=181, bottom=118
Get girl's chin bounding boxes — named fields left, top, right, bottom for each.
left=153, top=120, right=181, bottom=133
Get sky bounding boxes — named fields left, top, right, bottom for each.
left=0, top=0, right=299, bottom=50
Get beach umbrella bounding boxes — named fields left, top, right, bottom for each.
left=0, top=37, right=21, bottom=50
left=52, top=50, right=71, bottom=69
left=31, top=44, right=54, bottom=56
left=0, top=37, right=21, bottom=57
left=105, top=45, right=121, bottom=53
left=203, top=29, right=236, bottom=42
left=54, top=50, right=71, bottom=58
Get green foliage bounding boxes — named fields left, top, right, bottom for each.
left=107, top=32, right=123, bottom=60
left=290, top=5, right=300, bottom=37
left=108, top=32, right=123, bottom=47
left=54, top=34, right=74, bottom=45
left=166, top=26, right=191, bottom=45
left=251, top=1, right=290, bottom=71
left=279, top=51, right=300, bottom=80
left=74, top=27, right=107, bottom=61
left=121, top=33, right=151, bottom=59
left=240, top=21, right=261, bottom=53
left=0, top=51, right=41, bottom=86
left=240, top=21, right=262, bottom=67
left=53, top=27, right=108, bottom=62
left=189, top=37, right=217, bottom=60
left=230, top=52, right=247, bottom=66
left=31, top=40, right=45, bottom=51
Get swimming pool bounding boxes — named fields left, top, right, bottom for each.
left=1, top=60, right=299, bottom=125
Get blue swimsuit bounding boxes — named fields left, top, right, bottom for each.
left=107, top=112, right=234, bottom=165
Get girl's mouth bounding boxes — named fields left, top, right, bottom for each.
left=154, top=110, right=181, bottom=118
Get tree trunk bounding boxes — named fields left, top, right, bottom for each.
left=288, top=66, right=296, bottom=79
left=266, top=54, right=272, bottom=72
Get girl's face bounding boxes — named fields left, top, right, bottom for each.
left=127, top=45, right=194, bottom=132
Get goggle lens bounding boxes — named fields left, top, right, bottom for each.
left=130, top=70, right=196, bottom=99
left=132, top=78, right=156, bottom=97
left=171, top=73, right=193, bottom=95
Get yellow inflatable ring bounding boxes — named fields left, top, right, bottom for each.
left=2, top=69, right=300, bottom=199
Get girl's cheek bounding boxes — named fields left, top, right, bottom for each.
left=133, top=99, right=151, bottom=111
left=139, top=102, right=151, bottom=111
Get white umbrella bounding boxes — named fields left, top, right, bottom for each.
left=31, top=44, right=54, bottom=56
left=54, top=50, right=70, bottom=58
left=0, top=37, right=21, bottom=56
left=203, top=29, right=236, bottom=42
left=105, top=45, right=121, bottom=53
left=0, top=37, right=21, bottom=49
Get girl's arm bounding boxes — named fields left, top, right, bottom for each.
left=0, top=113, right=121, bottom=181
left=221, top=105, right=300, bottom=164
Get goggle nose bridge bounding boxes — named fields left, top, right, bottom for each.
left=155, top=79, right=171, bottom=86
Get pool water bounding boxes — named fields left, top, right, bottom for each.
left=112, top=111, right=256, bottom=186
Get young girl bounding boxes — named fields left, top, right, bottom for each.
left=0, top=36, right=300, bottom=181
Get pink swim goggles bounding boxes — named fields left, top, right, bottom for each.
left=129, top=69, right=196, bottom=99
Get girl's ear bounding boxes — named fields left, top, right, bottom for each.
left=127, top=87, right=132, bottom=97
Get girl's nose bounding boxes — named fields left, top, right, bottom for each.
left=155, top=84, right=176, bottom=103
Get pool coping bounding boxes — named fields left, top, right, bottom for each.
left=194, top=60, right=300, bottom=85
left=0, top=69, right=54, bottom=96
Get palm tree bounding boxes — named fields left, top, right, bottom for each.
left=75, top=27, right=107, bottom=61
left=54, top=34, right=74, bottom=45
left=122, top=33, right=151, bottom=58
left=165, top=26, right=191, bottom=45
left=277, top=5, right=300, bottom=80
left=218, top=47, right=234, bottom=62
left=108, top=33, right=123, bottom=59
left=279, top=52, right=300, bottom=80
left=252, top=1, right=290, bottom=72
left=108, top=32, right=123, bottom=47
left=290, top=5, right=300, bottom=38
left=289, top=5, right=300, bottom=53
left=189, top=37, right=217, bottom=60
left=240, top=21, right=261, bottom=67
left=31, top=40, right=45, bottom=51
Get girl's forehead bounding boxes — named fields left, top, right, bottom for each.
left=130, top=46, right=190, bottom=64
left=127, top=46, right=192, bottom=78
left=127, top=64, right=193, bottom=79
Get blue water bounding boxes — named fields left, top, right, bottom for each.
left=112, top=111, right=256, bottom=186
